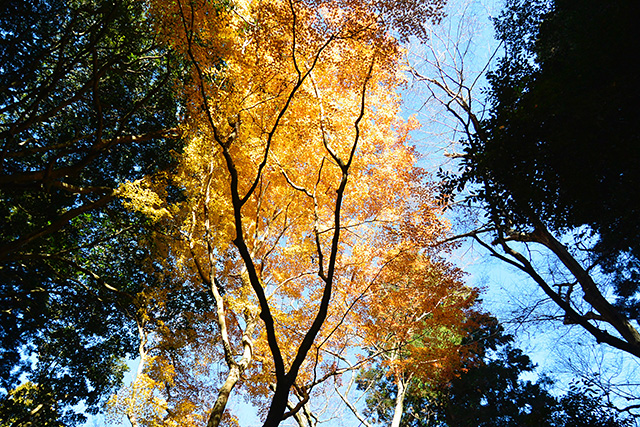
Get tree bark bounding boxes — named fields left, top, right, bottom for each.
left=391, top=374, right=407, bottom=427
left=207, top=365, right=241, bottom=427
left=263, top=380, right=295, bottom=427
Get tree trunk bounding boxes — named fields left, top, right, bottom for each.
left=207, top=365, right=241, bottom=427
left=205, top=305, right=256, bottom=427
left=391, top=375, right=407, bottom=427
left=262, top=379, right=294, bottom=427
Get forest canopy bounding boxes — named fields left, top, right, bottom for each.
left=437, top=0, right=640, bottom=360
left=1, top=0, right=638, bottom=426
left=0, top=0, right=183, bottom=424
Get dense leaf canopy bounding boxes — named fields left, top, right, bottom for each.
left=0, top=0, right=183, bottom=423
left=444, top=0, right=640, bottom=331
left=473, top=0, right=638, bottom=271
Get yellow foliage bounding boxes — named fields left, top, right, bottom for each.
left=111, top=0, right=475, bottom=423
left=119, top=178, right=171, bottom=222
left=106, top=371, right=170, bottom=426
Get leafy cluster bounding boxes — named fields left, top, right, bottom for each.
left=0, top=0, right=183, bottom=423
left=359, top=314, right=633, bottom=427
left=446, top=0, right=640, bottom=310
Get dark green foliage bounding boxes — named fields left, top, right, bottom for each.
left=443, top=0, right=640, bottom=319
left=485, top=0, right=640, bottom=245
left=550, top=386, right=634, bottom=427
left=421, top=327, right=556, bottom=426
left=0, top=0, right=184, bottom=424
left=356, top=367, right=397, bottom=425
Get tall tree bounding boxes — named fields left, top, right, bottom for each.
left=352, top=252, right=479, bottom=427
left=111, top=0, right=459, bottom=425
left=433, top=0, right=640, bottom=361
left=0, top=0, right=182, bottom=424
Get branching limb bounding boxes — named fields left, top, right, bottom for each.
left=0, top=193, right=115, bottom=260
left=461, top=227, right=640, bottom=359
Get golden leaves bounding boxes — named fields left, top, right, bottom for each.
left=107, top=368, right=172, bottom=427
left=356, top=250, right=478, bottom=388
left=119, top=178, right=172, bottom=222
left=112, top=0, right=474, bottom=422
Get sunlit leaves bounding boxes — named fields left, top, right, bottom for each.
left=115, top=0, right=468, bottom=424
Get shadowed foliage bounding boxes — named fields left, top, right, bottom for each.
left=0, top=0, right=183, bottom=424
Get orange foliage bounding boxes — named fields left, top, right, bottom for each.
left=359, top=251, right=478, bottom=387
left=109, top=0, right=473, bottom=425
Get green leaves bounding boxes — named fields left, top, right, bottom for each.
left=0, top=0, right=184, bottom=423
